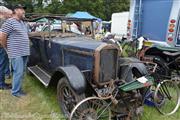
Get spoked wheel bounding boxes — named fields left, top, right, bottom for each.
left=154, top=80, right=180, bottom=115
left=57, top=77, right=85, bottom=118
left=70, top=97, right=111, bottom=120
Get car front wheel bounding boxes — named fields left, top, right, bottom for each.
left=57, top=77, right=85, bottom=118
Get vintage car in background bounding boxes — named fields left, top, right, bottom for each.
left=27, top=16, right=148, bottom=119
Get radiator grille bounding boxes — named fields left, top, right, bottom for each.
left=99, top=49, right=118, bottom=83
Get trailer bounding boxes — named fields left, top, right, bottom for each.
left=128, top=0, right=180, bottom=47
left=111, top=12, right=129, bottom=38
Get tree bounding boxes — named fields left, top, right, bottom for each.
left=57, top=0, right=106, bottom=19
left=4, top=0, right=130, bottom=20
left=3, top=0, right=33, bottom=12
left=56, top=0, right=130, bottom=20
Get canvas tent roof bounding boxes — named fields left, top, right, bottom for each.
left=68, top=11, right=101, bottom=21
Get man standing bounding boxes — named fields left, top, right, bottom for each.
left=0, top=6, right=12, bottom=90
left=0, top=4, right=30, bottom=97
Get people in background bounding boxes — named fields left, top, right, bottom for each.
left=0, top=4, right=30, bottom=97
left=0, top=6, right=12, bottom=90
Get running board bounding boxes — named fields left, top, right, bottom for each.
left=27, top=66, right=51, bottom=87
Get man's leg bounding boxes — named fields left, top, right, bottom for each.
left=0, top=48, right=10, bottom=89
left=11, top=57, right=24, bottom=96
left=5, top=59, right=10, bottom=77
left=19, top=56, right=28, bottom=93
left=0, top=48, right=6, bottom=87
left=5, top=53, right=11, bottom=78
left=23, top=56, right=28, bottom=72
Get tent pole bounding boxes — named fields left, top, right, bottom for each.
left=91, top=20, right=95, bottom=39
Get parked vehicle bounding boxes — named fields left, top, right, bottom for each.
left=137, top=38, right=180, bottom=77
left=128, top=0, right=180, bottom=47
left=127, top=0, right=180, bottom=77
left=27, top=15, right=180, bottom=119
left=27, top=16, right=152, bottom=119
left=41, top=21, right=82, bottom=34
left=111, top=12, right=129, bottom=39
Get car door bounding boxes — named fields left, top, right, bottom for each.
left=44, top=37, right=63, bottom=73
left=38, top=37, right=50, bottom=69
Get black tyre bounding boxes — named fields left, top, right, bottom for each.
left=57, top=77, right=85, bottom=118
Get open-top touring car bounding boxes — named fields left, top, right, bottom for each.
left=27, top=16, right=168, bottom=119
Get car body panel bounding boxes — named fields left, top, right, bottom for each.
left=29, top=35, right=118, bottom=85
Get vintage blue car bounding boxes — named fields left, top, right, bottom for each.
left=27, top=16, right=148, bottom=120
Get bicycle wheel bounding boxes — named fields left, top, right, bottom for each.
left=154, top=80, right=180, bottom=115
left=69, top=97, right=111, bottom=120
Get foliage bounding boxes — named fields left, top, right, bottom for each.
left=3, top=0, right=34, bottom=12
left=3, top=0, right=130, bottom=20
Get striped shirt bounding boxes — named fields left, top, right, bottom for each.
left=1, top=18, right=30, bottom=58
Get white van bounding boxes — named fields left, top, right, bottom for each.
left=111, top=12, right=129, bottom=38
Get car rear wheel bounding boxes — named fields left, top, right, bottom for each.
left=57, top=77, right=85, bottom=118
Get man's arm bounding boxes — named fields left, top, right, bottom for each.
left=0, top=19, right=13, bottom=48
left=0, top=32, right=7, bottom=48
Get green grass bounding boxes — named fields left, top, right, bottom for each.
left=142, top=105, right=180, bottom=120
left=0, top=75, right=180, bottom=120
left=0, top=75, right=65, bottom=120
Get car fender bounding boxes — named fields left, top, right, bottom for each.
left=118, top=57, right=148, bottom=82
left=50, top=65, right=87, bottom=95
